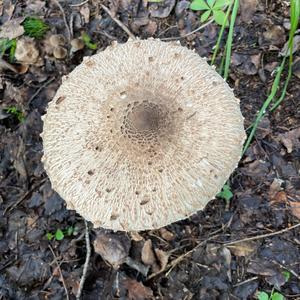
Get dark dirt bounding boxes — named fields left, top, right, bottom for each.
left=1, top=0, right=300, bottom=299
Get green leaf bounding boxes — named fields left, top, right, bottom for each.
left=190, top=0, right=209, bottom=10
left=258, top=291, right=269, bottom=300
left=46, top=232, right=54, bottom=240
left=213, top=0, right=231, bottom=9
left=217, top=184, right=233, bottom=202
left=271, top=293, right=284, bottom=300
left=207, top=0, right=216, bottom=8
left=81, top=32, right=97, bottom=50
left=9, top=39, right=16, bottom=63
left=66, top=226, right=74, bottom=236
left=282, top=271, right=291, bottom=282
left=213, top=9, right=229, bottom=26
left=55, top=229, right=64, bottom=241
left=200, top=10, right=211, bottom=22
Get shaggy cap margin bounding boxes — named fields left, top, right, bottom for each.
left=41, top=39, right=246, bottom=231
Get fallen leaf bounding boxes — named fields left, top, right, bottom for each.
left=263, top=25, right=286, bottom=47
left=130, top=231, right=144, bottom=242
left=228, top=241, right=258, bottom=257
left=145, top=20, right=158, bottom=36
left=289, top=201, right=300, bottom=220
left=149, top=0, right=176, bottom=18
left=280, top=35, right=300, bottom=56
left=93, top=232, right=130, bottom=268
left=240, top=0, right=258, bottom=23
left=272, top=191, right=288, bottom=204
left=141, top=239, right=156, bottom=266
left=154, top=248, right=169, bottom=271
left=278, top=127, right=300, bottom=153
left=269, top=178, right=284, bottom=200
left=0, top=17, right=25, bottom=39
left=122, top=277, right=154, bottom=300
left=159, top=228, right=175, bottom=241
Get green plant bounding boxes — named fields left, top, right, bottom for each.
left=46, top=226, right=74, bottom=241
left=0, top=38, right=17, bottom=63
left=4, top=106, right=25, bottom=122
left=242, top=0, right=300, bottom=154
left=81, top=32, right=97, bottom=50
left=23, top=17, right=49, bottom=39
left=216, top=183, right=233, bottom=202
left=190, top=0, right=231, bottom=26
left=257, top=290, right=284, bottom=300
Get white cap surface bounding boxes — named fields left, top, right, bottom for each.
left=42, top=39, right=246, bottom=231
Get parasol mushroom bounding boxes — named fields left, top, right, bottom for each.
left=41, top=39, right=246, bottom=231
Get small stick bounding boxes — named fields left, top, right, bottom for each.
left=223, top=223, right=300, bottom=246
left=69, top=0, right=89, bottom=7
left=53, top=0, right=72, bottom=40
left=160, top=18, right=214, bottom=41
left=233, top=276, right=258, bottom=287
left=28, top=77, right=55, bottom=105
left=76, top=220, right=91, bottom=300
left=48, top=245, right=69, bottom=300
left=100, top=4, right=135, bottom=39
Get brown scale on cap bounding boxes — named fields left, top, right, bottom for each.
left=41, top=39, right=246, bottom=231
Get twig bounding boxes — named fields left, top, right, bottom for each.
left=269, top=259, right=300, bottom=281
left=76, top=220, right=91, bottom=300
left=53, top=0, right=72, bottom=40
left=223, top=223, right=300, bottom=246
left=4, top=178, right=47, bottom=215
left=69, top=0, right=89, bottom=7
left=100, top=4, right=135, bottom=39
left=48, top=245, right=69, bottom=300
left=160, top=18, right=214, bottom=41
left=28, top=77, right=55, bottom=105
left=233, top=276, right=258, bottom=287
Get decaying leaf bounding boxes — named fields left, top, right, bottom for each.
left=122, top=277, right=154, bottom=300
left=141, top=239, right=156, bottom=266
left=289, top=201, right=300, bottom=220
left=240, top=0, right=258, bottom=23
left=93, top=232, right=130, bottom=268
left=0, top=17, right=25, bottom=39
left=278, top=127, right=300, bottom=153
left=228, top=241, right=258, bottom=257
left=280, top=35, right=300, bottom=56
left=154, top=248, right=169, bottom=272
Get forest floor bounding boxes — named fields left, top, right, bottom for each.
left=0, top=0, right=300, bottom=299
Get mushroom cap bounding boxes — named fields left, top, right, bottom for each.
left=42, top=39, right=246, bottom=231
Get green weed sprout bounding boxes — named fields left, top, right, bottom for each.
left=0, top=38, right=17, bottom=63
left=23, top=17, right=49, bottom=39
left=217, top=183, right=233, bottom=203
left=190, top=0, right=231, bottom=26
left=4, top=106, right=25, bottom=122
left=243, top=0, right=300, bottom=154
left=81, top=32, right=97, bottom=50
left=46, top=227, right=75, bottom=241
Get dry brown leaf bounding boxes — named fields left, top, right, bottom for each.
left=0, top=17, right=25, bottom=39
left=278, top=128, right=300, bottom=153
left=240, top=0, right=257, bottom=23
left=130, top=231, right=144, bottom=242
left=271, top=191, right=288, bottom=204
left=93, top=233, right=130, bottom=268
left=289, top=201, right=300, bottom=220
left=228, top=241, right=258, bottom=257
left=269, top=178, right=284, bottom=200
left=154, top=248, right=169, bottom=271
left=159, top=228, right=175, bottom=241
left=141, top=239, right=156, bottom=266
left=122, top=278, right=154, bottom=300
